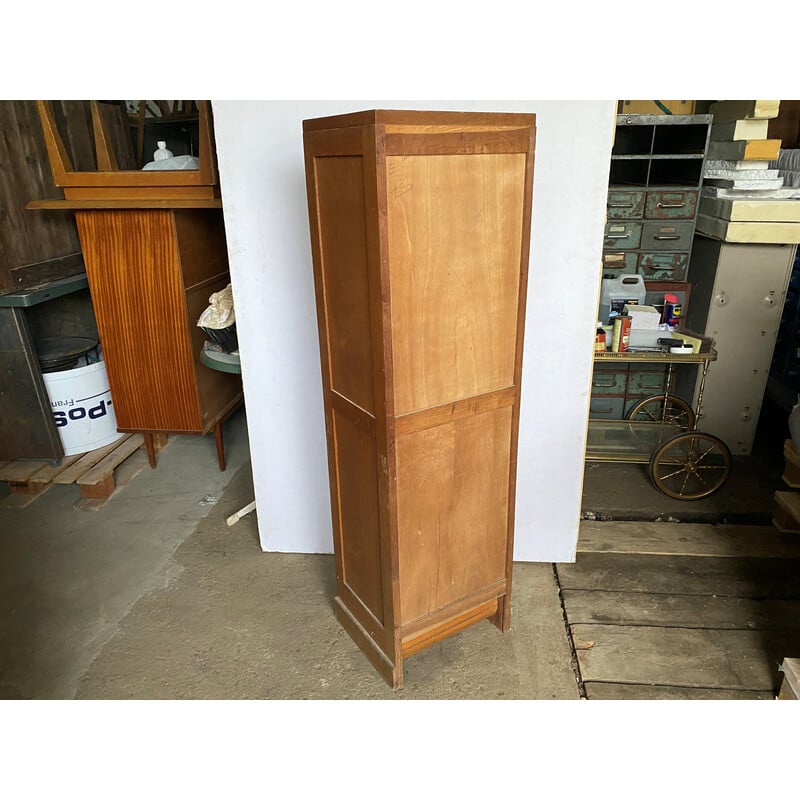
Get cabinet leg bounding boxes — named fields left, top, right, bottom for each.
left=490, top=594, right=512, bottom=632
left=144, top=433, right=157, bottom=469
left=214, top=423, right=226, bottom=472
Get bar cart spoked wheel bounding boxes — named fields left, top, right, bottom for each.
left=586, top=344, right=732, bottom=500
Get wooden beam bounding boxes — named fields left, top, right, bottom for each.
left=90, top=101, right=119, bottom=171
left=197, top=101, right=218, bottom=186
left=36, top=100, right=74, bottom=185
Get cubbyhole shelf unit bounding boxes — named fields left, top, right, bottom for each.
left=603, top=114, right=712, bottom=284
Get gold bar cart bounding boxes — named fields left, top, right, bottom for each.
left=586, top=347, right=732, bottom=500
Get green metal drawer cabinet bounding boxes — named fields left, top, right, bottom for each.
left=603, top=114, right=712, bottom=283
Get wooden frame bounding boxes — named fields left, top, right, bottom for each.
left=29, top=100, right=219, bottom=207
left=303, top=110, right=536, bottom=688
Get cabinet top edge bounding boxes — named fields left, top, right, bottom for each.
left=302, top=109, right=537, bottom=131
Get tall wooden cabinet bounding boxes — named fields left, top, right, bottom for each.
left=303, top=110, right=536, bottom=688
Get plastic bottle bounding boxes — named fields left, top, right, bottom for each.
left=153, top=141, right=173, bottom=161
left=599, top=275, right=646, bottom=325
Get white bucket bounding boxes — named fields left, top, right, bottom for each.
left=42, top=358, right=125, bottom=456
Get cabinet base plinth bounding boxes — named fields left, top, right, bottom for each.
left=402, top=598, right=500, bottom=658
left=334, top=593, right=511, bottom=689
left=334, top=598, right=402, bottom=689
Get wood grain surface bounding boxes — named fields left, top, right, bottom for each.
left=578, top=520, right=800, bottom=559
left=396, top=407, right=512, bottom=625
left=560, top=520, right=800, bottom=699
left=74, top=209, right=240, bottom=436
left=387, top=153, right=524, bottom=415
left=572, top=624, right=780, bottom=691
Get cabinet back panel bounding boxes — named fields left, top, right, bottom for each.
left=396, top=406, right=512, bottom=625
left=76, top=210, right=202, bottom=431
left=387, top=154, right=523, bottom=415
left=173, top=209, right=230, bottom=290
left=314, top=156, right=376, bottom=414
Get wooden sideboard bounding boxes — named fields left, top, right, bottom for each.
left=29, top=101, right=242, bottom=469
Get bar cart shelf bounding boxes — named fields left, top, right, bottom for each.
left=586, top=348, right=732, bottom=500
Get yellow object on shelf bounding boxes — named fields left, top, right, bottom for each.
left=618, top=100, right=696, bottom=115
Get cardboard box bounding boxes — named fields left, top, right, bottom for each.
left=623, top=304, right=661, bottom=330
left=618, top=100, right=696, bottom=116
left=778, top=658, right=800, bottom=699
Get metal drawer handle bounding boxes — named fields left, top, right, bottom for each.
left=656, top=202, right=686, bottom=209
left=592, top=406, right=615, bottom=414
left=654, top=235, right=681, bottom=240
left=607, top=233, right=631, bottom=240
left=608, top=201, right=635, bottom=208
left=593, top=378, right=619, bottom=388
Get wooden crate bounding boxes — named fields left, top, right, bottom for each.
left=303, top=110, right=535, bottom=689
left=0, top=433, right=168, bottom=510
left=772, top=490, right=800, bottom=534
left=783, top=439, right=800, bottom=488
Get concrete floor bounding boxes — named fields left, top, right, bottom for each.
left=2, top=398, right=788, bottom=700
left=0, top=409, right=580, bottom=700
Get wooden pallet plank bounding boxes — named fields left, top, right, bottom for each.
left=8, top=480, right=51, bottom=496
left=26, top=454, right=84, bottom=485
left=76, top=434, right=144, bottom=489
left=584, top=682, right=774, bottom=701
left=561, top=589, right=800, bottom=631
left=557, top=553, right=800, bottom=599
left=571, top=624, right=779, bottom=692
left=0, top=460, right=51, bottom=483
left=74, top=448, right=152, bottom=511
left=577, top=520, right=800, bottom=559
left=52, top=434, right=132, bottom=484
left=0, top=482, right=54, bottom=510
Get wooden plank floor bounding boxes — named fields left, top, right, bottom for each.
left=557, top=521, right=800, bottom=700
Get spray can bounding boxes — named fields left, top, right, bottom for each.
left=662, top=293, right=682, bottom=330
left=612, top=314, right=631, bottom=353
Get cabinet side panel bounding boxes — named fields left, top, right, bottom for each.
left=690, top=242, right=795, bottom=455
left=75, top=210, right=201, bottom=431
left=387, top=153, right=524, bottom=415
left=396, top=406, right=512, bottom=625
left=332, top=408, right=385, bottom=624
left=315, top=157, right=375, bottom=413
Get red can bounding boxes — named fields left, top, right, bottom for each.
left=612, top=314, right=631, bottom=353
left=662, top=293, right=682, bottom=330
